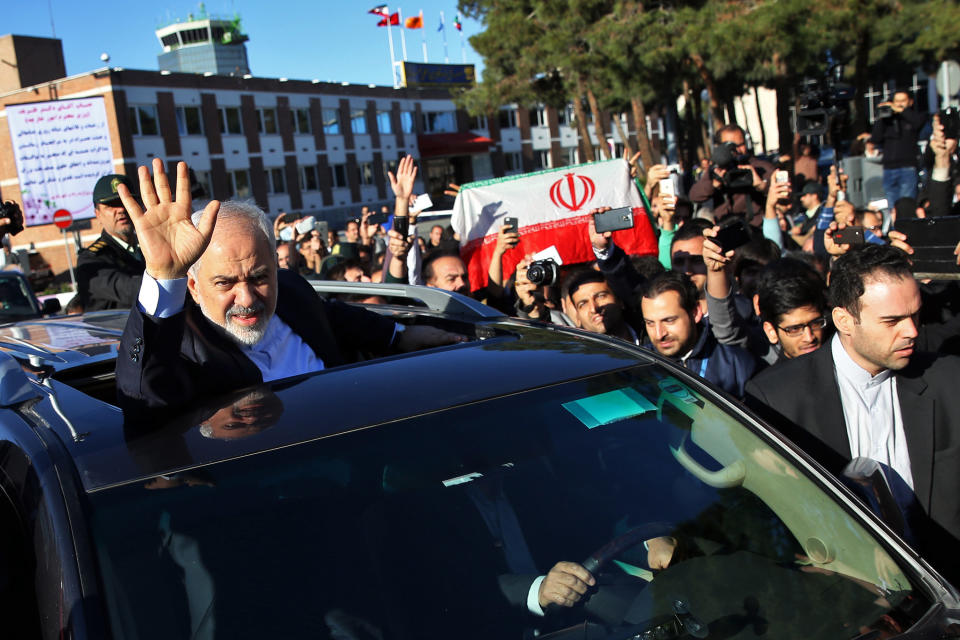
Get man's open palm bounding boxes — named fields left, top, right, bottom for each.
left=117, top=159, right=219, bottom=280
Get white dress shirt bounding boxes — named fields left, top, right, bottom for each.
left=831, top=334, right=913, bottom=488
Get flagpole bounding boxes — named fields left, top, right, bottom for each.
left=458, top=11, right=466, bottom=63
left=420, top=10, right=428, bottom=63
left=385, top=6, right=398, bottom=88
left=398, top=7, right=408, bottom=61
left=440, top=11, right=449, bottom=63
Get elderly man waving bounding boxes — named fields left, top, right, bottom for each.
left=116, top=159, right=462, bottom=418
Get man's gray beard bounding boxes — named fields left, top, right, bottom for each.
left=198, top=298, right=271, bottom=347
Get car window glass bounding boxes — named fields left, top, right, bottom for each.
left=89, top=366, right=931, bottom=639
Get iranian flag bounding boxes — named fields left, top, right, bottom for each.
left=451, top=159, right=656, bottom=291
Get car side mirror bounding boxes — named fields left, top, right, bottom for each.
left=41, top=298, right=61, bottom=315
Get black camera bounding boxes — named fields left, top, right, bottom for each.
left=939, top=107, right=960, bottom=140
left=795, top=54, right=854, bottom=135
left=0, top=201, right=24, bottom=237
left=876, top=104, right=894, bottom=120
left=710, top=142, right=753, bottom=191
left=526, top=259, right=558, bottom=287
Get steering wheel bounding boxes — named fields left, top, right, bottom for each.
left=582, top=523, right=669, bottom=575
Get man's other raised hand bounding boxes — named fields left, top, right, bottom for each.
left=117, top=159, right=219, bottom=280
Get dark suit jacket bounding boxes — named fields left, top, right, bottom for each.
left=745, top=343, right=960, bottom=581
left=117, top=269, right=397, bottom=419
left=76, top=231, right=144, bottom=311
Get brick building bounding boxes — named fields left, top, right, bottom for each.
left=0, top=34, right=659, bottom=283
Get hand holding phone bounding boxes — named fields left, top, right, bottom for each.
left=593, top=207, right=634, bottom=234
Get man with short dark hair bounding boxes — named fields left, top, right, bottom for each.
left=562, top=270, right=638, bottom=344
left=640, top=271, right=756, bottom=397
left=76, top=173, right=145, bottom=310
left=746, top=244, right=960, bottom=582
left=422, top=252, right=470, bottom=295
left=689, top=124, right=775, bottom=220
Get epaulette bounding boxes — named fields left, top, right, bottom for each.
left=87, top=239, right=108, bottom=254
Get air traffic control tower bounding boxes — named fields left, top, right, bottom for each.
left=156, top=8, right=250, bottom=76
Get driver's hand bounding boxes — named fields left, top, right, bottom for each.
left=538, top=561, right=595, bottom=609
left=646, top=536, right=677, bottom=570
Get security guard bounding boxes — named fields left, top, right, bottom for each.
left=76, top=174, right=145, bottom=311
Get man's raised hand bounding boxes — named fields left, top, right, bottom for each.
left=117, top=159, right=219, bottom=280
left=388, top=155, right=418, bottom=202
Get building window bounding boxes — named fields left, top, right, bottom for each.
left=322, top=108, right=341, bottom=135
left=469, top=114, right=488, bottom=130
left=504, top=152, right=523, bottom=173
left=267, top=167, right=286, bottom=194
left=557, top=106, right=570, bottom=126
left=350, top=109, right=367, bottom=134
left=377, top=110, right=392, bottom=134
left=227, top=170, right=250, bottom=199
left=129, top=105, right=159, bottom=136
left=257, top=108, right=278, bottom=134
left=533, top=106, right=549, bottom=128
left=192, top=169, right=212, bottom=197
left=383, top=158, right=399, bottom=180
left=219, top=107, right=242, bottom=135
left=401, top=111, right=415, bottom=134
left=332, top=164, right=348, bottom=188
left=175, top=106, right=203, bottom=136
left=300, top=165, right=319, bottom=191
left=422, top=111, right=456, bottom=134
left=358, top=162, right=374, bottom=185
left=498, top=108, right=518, bottom=129
left=534, top=150, right=551, bottom=170
left=291, top=108, right=311, bottom=134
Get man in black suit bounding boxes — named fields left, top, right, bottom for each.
left=76, top=174, right=145, bottom=310
left=115, top=159, right=461, bottom=418
left=746, top=244, right=960, bottom=581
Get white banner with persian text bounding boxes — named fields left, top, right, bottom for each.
left=6, top=97, right=115, bottom=226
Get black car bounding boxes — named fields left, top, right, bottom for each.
left=0, top=282, right=956, bottom=639
left=0, top=270, right=61, bottom=322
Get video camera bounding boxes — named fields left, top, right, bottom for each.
left=795, top=51, right=854, bottom=136
left=710, top=142, right=754, bottom=192
left=0, top=201, right=24, bottom=237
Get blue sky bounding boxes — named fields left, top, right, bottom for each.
left=5, top=1, right=484, bottom=86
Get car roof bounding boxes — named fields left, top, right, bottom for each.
left=35, top=318, right=654, bottom=493
left=0, top=311, right=126, bottom=369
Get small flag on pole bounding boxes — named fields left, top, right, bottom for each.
left=368, top=4, right=388, bottom=16
left=454, top=14, right=462, bottom=31
left=377, top=12, right=400, bottom=26
left=405, top=13, right=423, bottom=29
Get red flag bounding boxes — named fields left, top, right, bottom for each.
left=377, top=12, right=399, bottom=26
left=454, top=15, right=462, bottom=31
left=405, top=13, right=423, bottom=29
left=368, top=5, right=388, bottom=16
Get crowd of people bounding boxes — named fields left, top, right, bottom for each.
left=50, top=92, right=960, bottom=588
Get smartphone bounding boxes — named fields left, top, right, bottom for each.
left=774, top=170, right=789, bottom=184
left=659, top=178, right=676, bottom=197
left=894, top=216, right=960, bottom=276
left=714, top=217, right=751, bottom=252
left=279, top=226, right=295, bottom=242
left=315, top=220, right=328, bottom=245
left=296, top=216, right=316, bottom=235
left=367, top=211, right=388, bottom=225
left=593, top=207, right=634, bottom=233
left=413, top=193, right=433, bottom=211
left=393, top=215, right=410, bottom=238
left=833, top=226, right=865, bottom=246
left=503, top=216, right=519, bottom=233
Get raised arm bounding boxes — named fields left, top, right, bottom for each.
left=117, top=158, right=219, bottom=280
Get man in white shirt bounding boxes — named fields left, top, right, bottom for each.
left=115, top=159, right=462, bottom=419
left=746, top=244, right=960, bottom=582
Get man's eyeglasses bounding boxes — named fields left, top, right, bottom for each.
left=671, top=252, right=707, bottom=276
left=776, top=316, right=828, bottom=336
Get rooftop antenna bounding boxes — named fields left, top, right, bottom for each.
left=48, top=0, right=56, bottom=38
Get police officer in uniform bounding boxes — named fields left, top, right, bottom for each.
left=76, top=174, right=145, bottom=311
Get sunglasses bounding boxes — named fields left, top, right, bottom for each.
left=671, top=252, right=707, bottom=276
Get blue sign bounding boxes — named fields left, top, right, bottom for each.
left=401, top=62, right=476, bottom=88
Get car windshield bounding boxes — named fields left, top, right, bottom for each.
left=89, top=365, right=932, bottom=639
